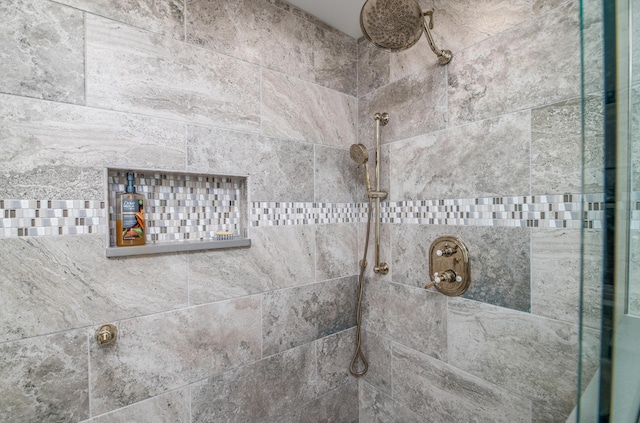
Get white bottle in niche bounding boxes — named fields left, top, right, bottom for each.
left=116, top=172, right=146, bottom=247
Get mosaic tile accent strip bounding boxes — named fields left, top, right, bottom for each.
left=107, top=171, right=247, bottom=245
left=250, top=194, right=606, bottom=230
left=250, top=202, right=364, bottom=226
left=0, top=193, right=615, bottom=239
left=0, top=200, right=106, bottom=237
left=381, top=194, right=604, bottom=230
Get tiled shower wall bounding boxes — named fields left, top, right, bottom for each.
left=357, top=0, right=602, bottom=422
left=0, top=0, right=362, bottom=421
left=0, top=1, right=608, bottom=423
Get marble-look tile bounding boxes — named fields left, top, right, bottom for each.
left=314, top=26, right=358, bottom=96
left=628, top=226, right=640, bottom=316
left=189, top=225, right=316, bottom=304
left=186, top=125, right=314, bottom=202
left=531, top=230, right=581, bottom=324
left=90, top=296, right=261, bottom=414
left=359, top=65, right=447, bottom=144
left=0, top=0, right=84, bottom=104
left=389, top=110, right=531, bottom=201
left=580, top=229, right=603, bottom=329
left=86, top=14, right=261, bottom=131
left=0, top=94, right=186, bottom=199
left=391, top=224, right=531, bottom=312
left=262, top=69, right=357, bottom=147
left=85, top=387, right=190, bottom=423
left=262, top=277, right=357, bottom=356
left=387, top=37, right=441, bottom=85
left=531, top=99, right=582, bottom=194
left=191, top=343, right=317, bottom=423
left=578, top=94, right=605, bottom=194
left=361, top=329, right=392, bottom=395
left=393, top=342, right=531, bottom=422
left=532, top=0, right=571, bottom=15
left=448, top=1, right=580, bottom=125
left=359, top=380, right=424, bottom=423
left=448, top=298, right=600, bottom=417
left=363, top=281, right=447, bottom=360
left=315, top=146, right=359, bottom=203
left=419, top=0, right=531, bottom=58
left=357, top=37, right=391, bottom=98
left=0, top=235, right=188, bottom=342
left=579, top=0, right=604, bottom=96
left=53, top=0, right=185, bottom=40
left=315, top=223, right=358, bottom=281
left=315, top=328, right=356, bottom=396
left=0, top=330, right=89, bottom=422
left=187, top=0, right=315, bottom=82
left=275, top=381, right=359, bottom=423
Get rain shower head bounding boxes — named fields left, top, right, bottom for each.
left=360, top=0, right=452, bottom=65
left=350, top=143, right=373, bottom=192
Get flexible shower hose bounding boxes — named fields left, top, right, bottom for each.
left=349, top=198, right=373, bottom=377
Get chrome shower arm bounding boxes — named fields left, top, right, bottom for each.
left=422, top=10, right=452, bottom=65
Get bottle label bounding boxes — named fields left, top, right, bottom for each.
left=121, top=198, right=144, bottom=240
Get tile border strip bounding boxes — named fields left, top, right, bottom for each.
left=0, top=193, right=614, bottom=238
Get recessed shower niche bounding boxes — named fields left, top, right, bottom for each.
left=105, top=168, right=250, bottom=257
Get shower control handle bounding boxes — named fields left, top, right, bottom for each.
left=436, top=243, right=457, bottom=257
left=434, top=270, right=461, bottom=284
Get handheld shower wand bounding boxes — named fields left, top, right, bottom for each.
left=349, top=144, right=373, bottom=193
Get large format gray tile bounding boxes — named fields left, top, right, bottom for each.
left=189, top=225, right=316, bottom=304
left=262, top=69, right=357, bottom=147
left=191, top=343, right=317, bottom=423
left=359, top=65, right=447, bottom=144
left=448, top=298, right=600, bottom=419
left=531, top=230, right=581, bottom=324
left=0, top=0, right=84, bottom=104
left=262, top=277, right=357, bottom=356
left=360, top=329, right=392, bottom=395
left=448, top=1, right=580, bottom=125
left=363, top=282, right=447, bottom=360
left=90, top=296, right=261, bottom=415
left=418, top=0, right=531, bottom=59
left=359, top=380, right=424, bottom=423
left=53, top=0, right=185, bottom=40
left=276, top=381, right=359, bottom=423
left=86, top=14, right=261, bottom=131
left=0, top=94, right=185, bottom=200
left=0, top=330, right=89, bottom=423
left=186, top=125, right=314, bottom=203
left=315, top=328, right=356, bottom=396
left=389, top=110, right=531, bottom=201
left=316, top=223, right=358, bottom=281
left=392, top=342, right=531, bottom=422
left=357, top=37, right=391, bottom=98
left=0, top=236, right=188, bottom=342
left=531, top=99, right=582, bottom=195
left=313, top=26, right=357, bottom=96
left=84, top=387, right=190, bottom=423
left=315, top=146, right=359, bottom=203
left=187, top=0, right=315, bottom=82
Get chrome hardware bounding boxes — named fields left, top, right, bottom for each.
left=96, top=324, right=118, bottom=345
left=436, top=243, right=458, bottom=257
left=425, top=236, right=470, bottom=296
left=374, top=262, right=389, bottom=275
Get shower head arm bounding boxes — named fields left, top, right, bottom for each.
left=421, top=10, right=452, bottom=65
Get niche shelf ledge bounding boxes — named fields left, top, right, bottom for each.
left=105, top=238, right=251, bottom=258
